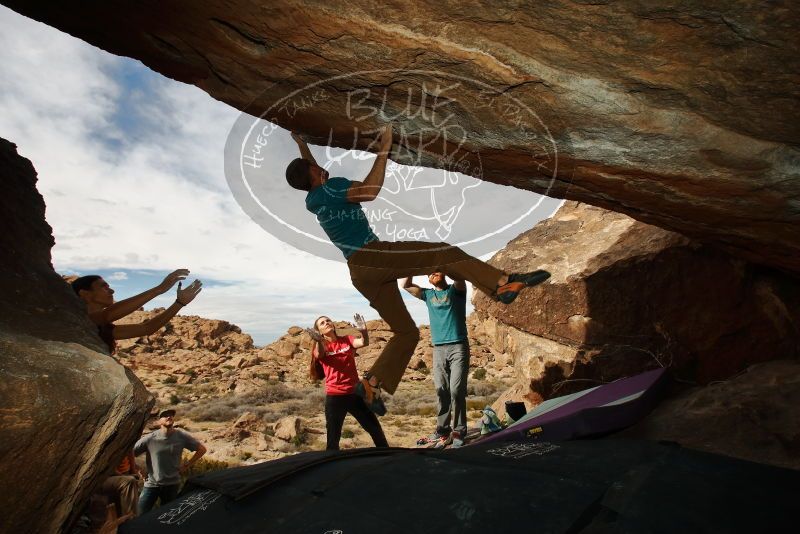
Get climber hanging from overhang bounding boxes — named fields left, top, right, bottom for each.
left=285, top=125, right=550, bottom=415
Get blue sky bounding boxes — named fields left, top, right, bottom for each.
left=0, top=6, right=561, bottom=345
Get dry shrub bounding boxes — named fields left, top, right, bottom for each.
left=467, top=381, right=499, bottom=396
left=182, top=382, right=304, bottom=422
left=386, top=378, right=505, bottom=417
left=178, top=381, right=218, bottom=397
left=467, top=399, right=490, bottom=411
left=386, top=391, right=437, bottom=416
left=180, top=455, right=230, bottom=486
left=240, top=382, right=305, bottom=404
left=280, top=388, right=325, bottom=418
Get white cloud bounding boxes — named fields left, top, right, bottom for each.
left=0, top=8, right=396, bottom=343
left=0, top=6, right=342, bottom=285
left=106, top=271, right=128, bottom=281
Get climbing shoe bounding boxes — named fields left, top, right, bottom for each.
left=495, top=270, right=551, bottom=304
left=356, top=376, right=387, bottom=416
left=508, top=270, right=550, bottom=287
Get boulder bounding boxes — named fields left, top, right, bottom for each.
left=255, top=433, right=271, bottom=452
left=0, top=333, right=152, bottom=533
left=620, top=360, right=800, bottom=471
left=273, top=416, right=302, bottom=442
left=234, top=411, right=260, bottom=429
left=474, top=202, right=800, bottom=399
left=242, top=354, right=262, bottom=368
left=0, top=138, right=152, bottom=533
left=407, top=356, right=427, bottom=371
left=117, top=311, right=255, bottom=356
left=490, top=382, right=544, bottom=421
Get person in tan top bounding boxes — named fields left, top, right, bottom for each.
left=99, top=450, right=143, bottom=520
left=70, top=269, right=202, bottom=353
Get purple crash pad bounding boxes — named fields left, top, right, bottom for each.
left=477, top=367, right=668, bottom=445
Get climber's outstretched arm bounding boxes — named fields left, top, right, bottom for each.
left=347, top=125, right=392, bottom=203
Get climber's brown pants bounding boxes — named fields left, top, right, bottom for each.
left=347, top=240, right=503, bottom=394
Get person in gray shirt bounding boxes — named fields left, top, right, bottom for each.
left=134, top=409, right=206, bottom=515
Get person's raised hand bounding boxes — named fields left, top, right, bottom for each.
left=353, top=313, right=367, bottom=331
left=158, top=269, right=189, bottom=293
left=176, top=279, right=203, bottom=306
left=305, top=327, right=322, bottom=342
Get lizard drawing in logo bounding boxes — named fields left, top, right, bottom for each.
left=323, top=154, right=481, bottom=242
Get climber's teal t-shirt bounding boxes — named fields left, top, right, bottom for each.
left=422, top=284, right=468, bottom=345
left=305, top=177, right=378, bottom=259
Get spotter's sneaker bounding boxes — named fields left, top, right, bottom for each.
left=416, top=431, right=450, bottom=448
left=432, top=433, right=453, bottom=449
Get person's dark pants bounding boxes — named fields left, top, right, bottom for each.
left=325, top=393, right=389, bottom=450
left=433, top=341, right=470, bottom=436
left=137, top=484, right=180, bottom=515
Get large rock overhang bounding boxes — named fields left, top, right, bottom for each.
left=3, top=0, right=799, bottom=271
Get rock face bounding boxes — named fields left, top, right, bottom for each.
left=620, top=359, right=800, bottom=470
left=0, top=139, right=152, bottom=533
left=473, top=201, right=800, bottom=398
left=0, top=139, right=105, bottom=351
left=3, top=1, right=799, bottom=272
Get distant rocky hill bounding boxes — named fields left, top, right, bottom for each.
left=116, top=310, right=506, bottom=399
left=114, top=310, right=512, bottom=463
left=118, top=312, right=255, bottom=354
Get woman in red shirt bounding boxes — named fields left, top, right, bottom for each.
left=307, top=315, right=388, bottom=450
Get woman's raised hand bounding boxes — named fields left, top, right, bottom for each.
left=305, top=328, right=322, bottom=342
left=176, top=279, right=203, bottom=306
left=353, top=313, right=367, bottom=331
left=159, top=269, right=190, bottom=293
